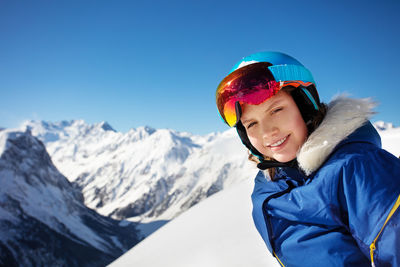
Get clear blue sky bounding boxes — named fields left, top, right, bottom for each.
left=1, top=0, right=399, bottom=134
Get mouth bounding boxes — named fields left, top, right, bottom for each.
left=268, top=135, right=290, bottom=150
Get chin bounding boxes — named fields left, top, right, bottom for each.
left=273, top=154, right=296, bottom=163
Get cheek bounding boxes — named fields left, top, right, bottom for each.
left=291, top=115, right=308, bottom=142
left=247, top=132, right=274, bottom=159
left=247, top=133, right=264, bottom=153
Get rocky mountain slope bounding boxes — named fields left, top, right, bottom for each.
left=0, top=128, right=141, bottom=266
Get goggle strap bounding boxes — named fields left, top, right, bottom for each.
left=235, top=121, right=264, bottom=159
left=269, top=65, right=315, bottom=84
left=234, top=101, right=242, bottom=126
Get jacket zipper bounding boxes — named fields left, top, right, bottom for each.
left=369, top=194, right=400, bottom=267
left=262, top=180, right=295, bottom=267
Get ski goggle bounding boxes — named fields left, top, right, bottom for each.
left=216, top=62, right=314, bottom=127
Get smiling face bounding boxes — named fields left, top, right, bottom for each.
left=240, top=90, right=308, bottom=163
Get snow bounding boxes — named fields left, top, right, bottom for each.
left=109, top=178, right=279, bottom=267
left=376, top=125, right=400, bottom=157
left=0, top=169, right=108, bottom=253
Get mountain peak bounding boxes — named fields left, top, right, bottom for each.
left=137, top=125, right=156, bottom=135
left=98, top=121, right=116, bottom=132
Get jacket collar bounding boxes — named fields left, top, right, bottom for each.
left=297, top=96, right=376, bottom=175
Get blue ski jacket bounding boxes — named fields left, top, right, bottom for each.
left=251, top=97, right=400, bottom=267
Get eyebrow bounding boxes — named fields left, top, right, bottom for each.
left=265, top=98, right=284, bottom=111
left=241, top=117, right=253, bottom=125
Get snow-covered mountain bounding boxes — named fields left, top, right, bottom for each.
left=21, top=120, right=258, bottom=225
left=108, top=122, right=400, bottom=267
left=0, top=129, right=141, bottom=266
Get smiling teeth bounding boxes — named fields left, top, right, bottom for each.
left=270, top=136, right=287, bottom=147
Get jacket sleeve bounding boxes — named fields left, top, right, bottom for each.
left=338, top=148, right=400, bottom=266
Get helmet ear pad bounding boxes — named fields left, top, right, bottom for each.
left=236, top=120, right=264, bottom=160
left=289, top=85, right=321, bottom=129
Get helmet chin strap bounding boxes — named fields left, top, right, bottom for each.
left=257, top=159, right=297, bottom=170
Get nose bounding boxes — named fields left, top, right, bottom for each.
left=261, top=122, right=279, bottom=145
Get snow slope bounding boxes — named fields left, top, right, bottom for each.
left=110, top=178, right=280, bottom=267
left=376, top=121, right=400, bottom=157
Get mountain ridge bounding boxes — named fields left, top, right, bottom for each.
left=20, top=120, right=257, bottom=225
left=0, top=128, right=141, bottom=266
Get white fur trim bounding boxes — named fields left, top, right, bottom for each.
left=297, top=96, right=376, bottom=175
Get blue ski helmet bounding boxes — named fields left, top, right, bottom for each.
left=216, top=51, right=322, bottom=160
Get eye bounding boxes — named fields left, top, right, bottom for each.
left=271, top=107, right=283, bottom=115
left=246, top=121, right=257, bottom=129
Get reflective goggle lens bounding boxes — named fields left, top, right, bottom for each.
left=221, top=83, right=281, bottom=127
left=216, top=62, right=280, bottom=127
left=216, top=62, right=314, bottom=127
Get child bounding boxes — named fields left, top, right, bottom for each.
left=215, top=51, right=400, bottom=266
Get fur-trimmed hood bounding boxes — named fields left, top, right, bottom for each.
left=297, top=96, right=376, bottom=175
